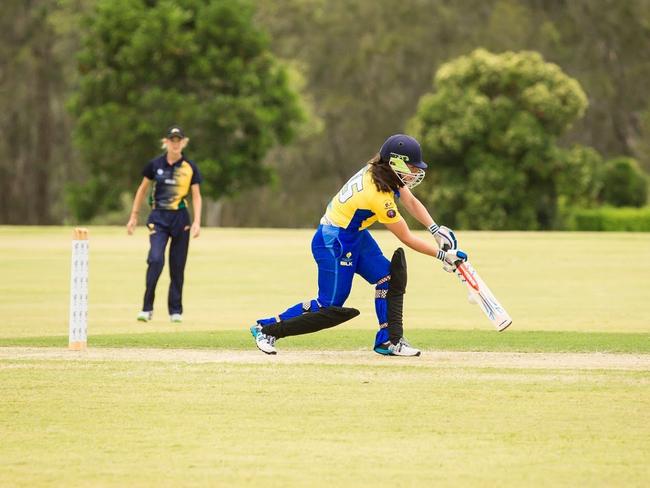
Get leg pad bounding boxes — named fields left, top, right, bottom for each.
left=387, top=247, right=407, bottom=343
left=261, top=306, right=360, bottom=338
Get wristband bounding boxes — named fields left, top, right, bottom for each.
left=436, top=250, right=446, bottom=261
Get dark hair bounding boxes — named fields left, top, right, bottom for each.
left=367, top=153, right=402, bottom=193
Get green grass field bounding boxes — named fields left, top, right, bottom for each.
left=1, top=226, right=649, bottom=486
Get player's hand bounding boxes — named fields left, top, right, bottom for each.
left=433, top=225, right=458, bottom=251
left=126, top=216, right=137, bottom=235
left=191, top=222, right=201, bottom=238
left=441, top=262, right=457, bottom=273
left=436, top=249, right=468, bottom=267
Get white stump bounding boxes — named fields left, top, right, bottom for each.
left=69, top=228, right=89, bottom=350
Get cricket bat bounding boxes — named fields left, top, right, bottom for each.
left=454, top=261, right=512, bottom=331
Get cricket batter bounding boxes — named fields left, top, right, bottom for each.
left=126, top=126, right=202, bottom=323
left=251, top=134, right=467, bottom=356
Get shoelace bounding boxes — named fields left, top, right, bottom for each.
left=261, top=333, right=276, bottom=346
left=393, top=338, right=413, bottom=352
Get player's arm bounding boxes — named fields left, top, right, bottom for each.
left=384, top=219, right=467, bottom=265
left=399, top=185, right=457, bottom=251
left=398, top=186, right=436, bottom=228
left=126, top=177, right=151, bottom=235
left=190, top=183, right=202, bottom=238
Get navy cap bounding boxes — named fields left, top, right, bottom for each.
left=379, top=134, right=427, bottom=169
left=166, top=125, right=185, bottom=139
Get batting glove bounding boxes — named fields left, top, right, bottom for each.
left=436, top=249, right=468, bottom=268
left=429, top=223, right=458, bottom=251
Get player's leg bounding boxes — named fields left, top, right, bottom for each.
left=167, top=211, right=190, bottom=321
left=381, top=248, right=419, bottom=356
left=354, top=231, right=392, bottom=342
left=256, top=306, right=360, bottom=338
left=356, top=234, right=420, bottom=356
left=251, top=227, right=359, bottom=354
left=141, top=218, right=170, bottom=320
left=256, top=299, right=322, bottom=327
left=386, top=247, right=407, bottom=342
left=255, top=226, right=356, bottom=326
left=312, top=226, right=357, bottom=308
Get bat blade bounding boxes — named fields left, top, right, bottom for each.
left=455, top=262, right=512, bottom=331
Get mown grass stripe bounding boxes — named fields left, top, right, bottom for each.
left=1, top=329, right=648, bottom=353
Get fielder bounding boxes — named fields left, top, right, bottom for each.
left=126, top=126, right=202, bottom=323
left=250, top=134, right=467, bottom=356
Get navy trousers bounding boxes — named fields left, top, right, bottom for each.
left=142, top=209, right=190, bottom=314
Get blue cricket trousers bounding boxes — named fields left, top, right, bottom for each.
left=142, top=208, right=190, bottom=314
left=257, top=225, right=391, bottom=330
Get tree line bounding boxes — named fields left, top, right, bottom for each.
left=1, top=0, right=649, bottom=228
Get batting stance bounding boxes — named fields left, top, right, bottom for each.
left=250, top=134, right=467, bottom=356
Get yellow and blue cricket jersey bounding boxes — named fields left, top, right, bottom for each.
left=142, top=154, right=202, bottom=210
left=257, top=164, right=400, bottom=335
left=321, top=165, right=402, bottom=231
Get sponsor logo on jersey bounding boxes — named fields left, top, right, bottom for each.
left=340, top=251, right=353, bottom=267
left=387, top=209, right=396, bottom=218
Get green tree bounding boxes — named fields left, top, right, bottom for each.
left=555, top=144, right=604, bottom=225
left=557, top=144, right=604, bottom=206
left=222, top=0, right=471, bottom=227
left=0, top=0, right=85, bottom=224
left=542, top=0, right=650, bottom=172
left=599, top=157, right=648, bottom=207
left=69, top=0, right=302, bottom=221
left=409, top=49, right=590, bottom=230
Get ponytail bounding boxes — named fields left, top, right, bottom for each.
left=367, top=153, right=402, bottom=193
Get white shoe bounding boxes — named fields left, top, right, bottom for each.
left=250, top=325, right=277, bottom=355
left=170, top=313, right=182, bottom=323
left=137, top=311, right=153, bottom=322
left=390, top=338, right=421, bottom=356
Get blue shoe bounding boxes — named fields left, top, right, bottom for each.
left=373, top=342, right=392, bottom=355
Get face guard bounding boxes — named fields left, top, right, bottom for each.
left=388, top=154, right=426, bottom=189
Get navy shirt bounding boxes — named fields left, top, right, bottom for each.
left=142, top=154, right=202, bottom=210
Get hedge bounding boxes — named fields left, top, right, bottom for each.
left=567, top=206, right=650, bottom=231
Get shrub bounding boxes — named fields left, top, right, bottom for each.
left=567, top=207, right=650, bottom=231
left=408, top=49, right=588, bottom=230
left=600, top=157, right=648, bottom=207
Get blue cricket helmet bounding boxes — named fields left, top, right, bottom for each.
left=379, top=134, right=428, bottom=169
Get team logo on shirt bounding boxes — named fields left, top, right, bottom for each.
left=387, top=209, right=396, bottom=218
left=339, top=251, right=353, bottom=267
left=157, top=169, right=164, bottom=175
